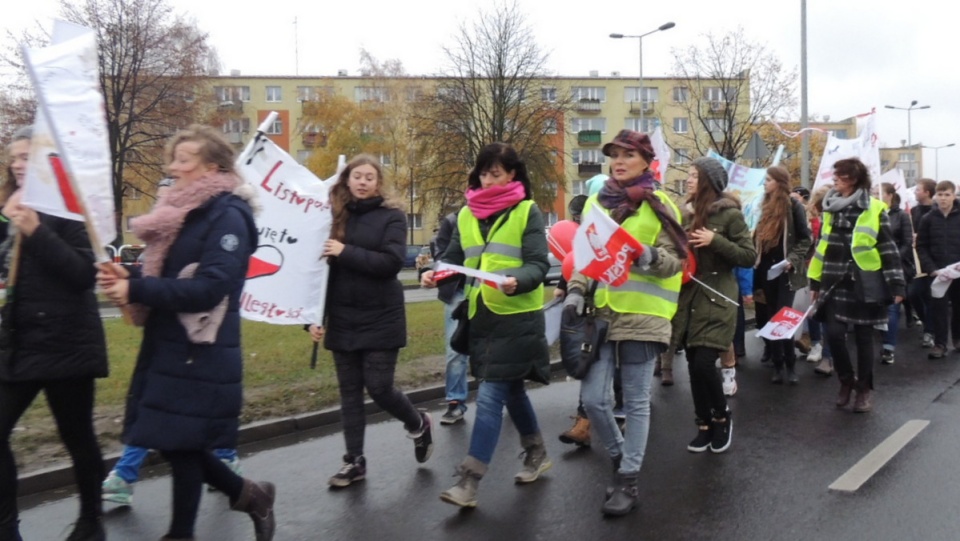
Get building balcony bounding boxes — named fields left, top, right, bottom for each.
left=576, top=98, right=602, bottom=113
left=706, top=101, right=727, bottom=115
left=302, top=132, right=326, bottom=147
left=628, top=101, right=656, bottom=114
left=218, top=100, right=243, bottom=113
left=578, top=162, right=603, bottom=176
left=577, top=130, right=602, bottom=145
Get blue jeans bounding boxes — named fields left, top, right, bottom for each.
left=581, top=341, right=659, bottom=474
left=444, top=291, right=469, bottom=406
left=114, top=445, right=238, bottom=483
left=884, top=303, right=901, bottom=350
left=467, top=380, right=540, bottom=464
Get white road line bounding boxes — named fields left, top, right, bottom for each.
left=829, top=419, right=930, bottom=493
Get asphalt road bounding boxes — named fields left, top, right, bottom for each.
left=19, top=320, right=960, bottom=540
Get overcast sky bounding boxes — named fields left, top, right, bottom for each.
left=5, top=0, right=958, bottom=179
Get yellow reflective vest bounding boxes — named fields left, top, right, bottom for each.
left=808, top=196, right=885, bottom=281
left=458, top=201, right=543, bottom=319
left=587, top=193, right=682, bottom=319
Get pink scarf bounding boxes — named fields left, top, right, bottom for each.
left=128, top=171, right=241, bottom=326
left=465, top=181, right=526, bottom=219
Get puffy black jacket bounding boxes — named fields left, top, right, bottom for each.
left=323, top=197, right=407, bottom=352
left=0, top=213, right=107, bottom=382
left=917, top=201, right=960, bottom=274
left=887, top=205, right=915, bottom=279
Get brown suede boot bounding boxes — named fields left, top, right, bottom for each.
left=853, top=385, right=873, bottom=413
left=558, top=414, right=591, bottom=446
left=231, top=479, right=276, bottom=541
left=836, top=377, right=856, bottom=408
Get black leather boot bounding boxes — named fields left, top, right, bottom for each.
left=231, top=479, right=276, bottom=541
left=602, top=471, right=639, bottom=516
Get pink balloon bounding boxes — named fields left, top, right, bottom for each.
left=562, top=252, right=576, bottom=281
left=547, top=220, right=578, bottom=260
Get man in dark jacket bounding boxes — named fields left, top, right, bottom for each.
left=434, top=212, right=470, bottom=424
left=909, top=178, right=937, bottom=347
left=916, top=181, right=960, bottom=358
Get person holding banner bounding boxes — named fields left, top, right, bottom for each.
left=306, top=154, right=434, bottom=489
left=808, top=158, right=905, bottom=413
left=674, top=157, right=756, bottom=454
left=566, top=130, right=687, bottom=515
left=98, top=125, right=276, bottom=541
left=0, top=127, right=109, bottom=541
left=752, top=166, right=811, bottom=384
left=421, top=142, right=551, bottom=509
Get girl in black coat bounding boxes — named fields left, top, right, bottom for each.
left=306, top=154, right=432, bottom=489
left=0, top=128, right=108, bottom=541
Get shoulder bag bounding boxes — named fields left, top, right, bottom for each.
left=559, top=281, right=608, bottom=379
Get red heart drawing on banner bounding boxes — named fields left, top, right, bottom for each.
left=247, top=245, right=284, bottom=279
left=275, top=310, right=286, bottom=317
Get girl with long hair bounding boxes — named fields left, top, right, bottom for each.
left=753, top=166, right=811, bottom=384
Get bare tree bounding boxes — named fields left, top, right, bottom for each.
left=4, top=0, right=214, bottom=243
left=415, top=1, right=569, bottom=210
left=670, top=27, right=797, bottom=161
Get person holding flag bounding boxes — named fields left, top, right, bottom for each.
left=674, top=157, right=756, bottom=454
left=98, top=125, right=276, bottom=541
left=421, top=142, right=551, bottom=509
left=565, top=130, right=687, bottom=516
left=808, top=158, right=905, bottom=413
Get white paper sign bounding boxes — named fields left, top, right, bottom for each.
left=434, top=262, right=508, bottom=287
left=766, top=260, right=790, bottom=281
left=542, top=298, right=563, bottom=346
left=235, top=131, right=338, bottom=325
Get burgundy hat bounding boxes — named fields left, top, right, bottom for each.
left=602, top=129, right=656, bottom=162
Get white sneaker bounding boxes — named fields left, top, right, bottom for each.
left=807, top=343, right=823, bottom=363
left=922, top=333, right=934, bottom=348
left=721, top=368, right=738, bottom=396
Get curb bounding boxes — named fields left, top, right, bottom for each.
left=19, top=314, right=758, bottom=498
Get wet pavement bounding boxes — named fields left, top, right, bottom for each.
left=17, top=321, right=960, bottom=540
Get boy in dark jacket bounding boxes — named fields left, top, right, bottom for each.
left=916, top=181, right=960, bottom=358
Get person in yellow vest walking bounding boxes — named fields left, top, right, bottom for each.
left=421, top=143, right=551, bottom=508
left=567, top=130, right=687, bottom=516
left=808, top=158, right=905, bottom=413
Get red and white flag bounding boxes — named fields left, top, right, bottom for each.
left=572, top=206, right=644, bottom=286
left=756, top=306, right=811, bottom=341
left=649, top=125, right=671, bottom=183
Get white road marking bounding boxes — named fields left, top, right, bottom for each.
left=829, top=419, right=930, bottom=493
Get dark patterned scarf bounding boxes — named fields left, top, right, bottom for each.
left=597, top=171, right=688, bottom=256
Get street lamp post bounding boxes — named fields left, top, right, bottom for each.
left=922, top=143, right=956, bottom=179
left=610, top=22, right=676, bottom=130
left=884, top=100, right=931, bottom=146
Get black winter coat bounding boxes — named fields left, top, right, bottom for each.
left=887, top=205, right=915, bottom=279
left=917, top=201, right=960, bottom=274
left=123, top=193, right=256, bottom=451
left=434, top=212, right=465, bottom=305
left=323, top=197, right=407, bottom=352
left=0, top=214, right=107, bottom=382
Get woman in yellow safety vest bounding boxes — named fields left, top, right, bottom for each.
left=421, top=143, right=551, bottom=509
left=566, top=130, right=688, bottom=516
left=808, top=158, right=905, bottom=413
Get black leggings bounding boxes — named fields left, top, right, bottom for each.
left=822, top=302, right=879, bottom=389
left=0, top=378, right=103, bottom=530
left=333, top=349, right=423, bottom=458
left=686, top=346, right=728, bottom=424
left=161, top=450, right=244, bottom=539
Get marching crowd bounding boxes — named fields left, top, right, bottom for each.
left=0, top=121, right=951, bottom=539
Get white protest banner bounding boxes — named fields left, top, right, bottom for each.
left=813, top=110, right=880, bottom=191
left=649, top=125, right=671, bottom=183
left=707, top=150, right=765, bottom=231
left=930, top=261, right=960, bottom=299
left=879, top=167, right=916, bottom=210
left=22, top=21, right=116, bottom=255
left=235, top=114, right=338, bottom=325
left=572, top=203, right=644, bottom=286
left=434, top=262, right=508, bottom=289
left=756, top=305, right=811, bottom=340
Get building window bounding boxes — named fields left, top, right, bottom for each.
left=673, top=149, right=690, bottom=165
left=405, top=86, right=423, bottom=102
left=222, top=118, right=250, bottom=133
left=541, top=87, right=557, bottom=102
left=571, top=180, right=587, bottom=196
left=265, top=86, right=282, bottom=102
left=125, top=183, right=141, bottom=200
left=380, top=153, right=392, bottom=166
left=125, top=215, right=139, bottom=232
left=406, top=213, right=423, bottom=230
left=571, top=86, right=606, bottom=102
left=572, top=149, right=605, bottom=164
left=673, top=117, right=689, bottom=134
left=214, top=86, right=250, bottom=103
left=706, top=118, right=729, bottom=138
left=355, top=86, right=388, bottom=102
left=673, top=86, right=689, bottom=103
left=543, top=118, right=558, bottom=134
left=296, top=150, right=312, bottom=164
left=898, top=152, right=916, bottom=162
left=544, top=211, right=558, bottom=226
left=297, top=86, right=333, bottom=101
left=625, top=87, right=659, bottom=105
left=624, top=118, right=658, bottom=133
left=828, top=129, right=848, bottom=139
left=266, top=118, right=283, bottom=135
left=571, top=117, right=607, bottom=133
left=704, top=86, right=736, bottom=103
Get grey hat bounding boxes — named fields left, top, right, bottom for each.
left=691, top=157, right=728, bottom=194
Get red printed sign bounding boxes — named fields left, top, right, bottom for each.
left=572, top=207, right=644, bottom=286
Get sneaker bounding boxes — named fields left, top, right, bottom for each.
left=328, top=455, right=366, bottom=488
left=101, top=470, right=133, bottom=505
left=922, top=333, right=935, bottom=348
left=721, top=368, right=737, bottom=396
left=440, top=401, right=466, bottom=425
left=710, top=412, right=733, bottom=454
left=881, top=350, right=895, bottom=365
left=687, top=425, right=712, bottom=453
left=814, top=357, right=834, bottom=376
left=208, top=456, right=243, bottom=491
left=408, top=411, right=434, bottom=463
left=807, top=343, right=823, bottom=363
left=929, top=345, right=947, bottom=359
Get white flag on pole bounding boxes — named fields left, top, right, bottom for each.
left=649, top=125, right=671, bottom=183
left=235, top=120, right=339, bottom=325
